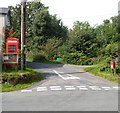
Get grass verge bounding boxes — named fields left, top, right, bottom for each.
left=82, top=66, right=119, bottom=84
left=2, top=68, right=43, bottom=92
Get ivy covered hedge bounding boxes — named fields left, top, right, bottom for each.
left=2, top=68, right=43, bottom=85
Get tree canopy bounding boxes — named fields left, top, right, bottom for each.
left=8, top=1, right=119, bottom=65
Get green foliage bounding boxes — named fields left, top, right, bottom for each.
left=33, top=9, right=51, bottom=37
left=27, top=49, right=47, bottom=61
left=99, top=42, right=119, bottom=59
left=33, top=54, right=47, bottom=62
left=96, top=57, right=112, bottom=72
left=9, top=1, right=119, bottom=68
left=2, top=68, right=43, bottom=85
left=83, top=66, right=118, bottom=83
left=9, top=1, right=67, bottom=48
left=94, top=57, right=120, bottom=75
left=62, top=52, right=92, bottom=65
left=27, top=37, right=62, bottom=62
left=95, top=17, right=119, bottom=48
left=26, top=36, right=46, bottom=51
left=116, top=63, right=120, bottom=74
left=2, top=41, right=6, bottom=53
left=41, top=38, right=62, bottom=60
left=67, top=21, right=97, bottom=57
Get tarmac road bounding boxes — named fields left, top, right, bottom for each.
left=2, top=62, right=119, bottom=111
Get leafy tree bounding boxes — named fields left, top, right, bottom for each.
left=67, top=21, right=96, bottom=57
left=8, top=5, right=21, bottom=38
left=41, top=38, right=62, bottom=60
left=9, top=1, right=67, bottom=53
left=2, top=27, right=9, bottom=41
left=8, top=27, right=16, bottom=38
left=33, top=8, right=51, bottom=37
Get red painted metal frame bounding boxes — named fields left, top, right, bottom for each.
left=6, top=38, right=19, bottom=53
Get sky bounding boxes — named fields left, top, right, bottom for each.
left=0, top=0, right=120, bottom=28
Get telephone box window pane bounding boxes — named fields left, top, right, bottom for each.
left=8, top=45, right=16, bottom=47
left=9, top=51, right=15, bottom=52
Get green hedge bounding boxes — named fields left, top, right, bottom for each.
left=2, top=68, right=43, bottom=85
left=33, top=54, right=47, bottom=62
left=62, top=52, right=93, bottom=65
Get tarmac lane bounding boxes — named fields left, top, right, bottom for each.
left=2, top=62, right=119, bottom=111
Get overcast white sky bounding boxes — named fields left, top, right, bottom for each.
left=0, top=0, right=119, bottom=28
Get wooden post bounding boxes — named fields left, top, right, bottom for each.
left=21, top=0, right=26, bottom=70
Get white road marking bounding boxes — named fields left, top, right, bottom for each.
left=63, top=77, right=77, bottom=80
left=53, top=70, right=80, bottom=80
left=101, top=87, right=111, bottom=90
left=50, top=88, right=62, bottom=91
left=112, top=86, right=119, bottom=90
left=50, top=86, right=61, bottom=88
left=64, top=86, right=74, bottom=88
left=21, top=90, right=32, bottom=92
left=79, top=88, right=88, bottom=90
left=53, top=70, right=66, bottom=80
left=89, top=86, right=101, bottom=91
left=66, top=74, right=80, bottom=79
left=65, top=88, right=76, bottom=90
left=77, top=86, right=88, bottom=90
left=37, top=87, right=47, bottom=91
left=64, top=86, right=76, bottom=90
left=50, top=86, right=62, bottom=91
left=77, top=86, right=87, bottom=88
left=59, top=72, right=64, bottom=73
left=21, top=85, right=118, bottom=92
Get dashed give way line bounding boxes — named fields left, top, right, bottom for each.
left=21, top=86, right=119, bottom=92
left=21, top=90, right=32, bottom=92
left=53, top=70, right=80, bottom=80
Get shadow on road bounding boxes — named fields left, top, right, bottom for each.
left=27, top=61, right=65, bottom=69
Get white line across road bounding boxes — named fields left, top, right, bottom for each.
left=21, top=90, right=32, bottom=92
left=101, top=87, right=111, bottom=90
left=112, top=87, right=119, bottom=90
left=37, top=87, right=47, bottom=91
left=77, top=86, right=88, bottom=90
left=89, top=86, right=101, bottom=91
left=53, top=70, right=80, bottom=80
left=50, top=86, right=62, bottom=91
left=21, top=86, right=119, bottom=92
left=64, top=86, right=76, bottom=90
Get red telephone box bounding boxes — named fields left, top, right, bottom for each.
left=6, top=38, right=19, bottom=53
left=110, top=62, right=115, bottom=69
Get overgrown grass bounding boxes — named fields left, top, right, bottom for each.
left=2, top=80, right=40, bottom=92
left=2, top=67, right=43, bottom=92
left=83, top=66, right=119, bottom=84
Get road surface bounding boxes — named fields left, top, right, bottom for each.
left=2, top=62, right=119, bottom=111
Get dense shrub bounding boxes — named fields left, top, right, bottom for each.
left=95, top=57, right=120, bottom=75
left=2, top=68, right=43, bottom=85
left=96, top=57, right=112, bottom=72
left=27, top=49, right=48, bottom=62
left=63, top=52, right=93, bottom=65
left=99, top=43, right=118, bottom=57
left=115, top=63, right=120, bottom=74
left=33, top=54, right=47, bottom=62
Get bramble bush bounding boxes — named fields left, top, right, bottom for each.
left=62, top=52, right=93, bottom=65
